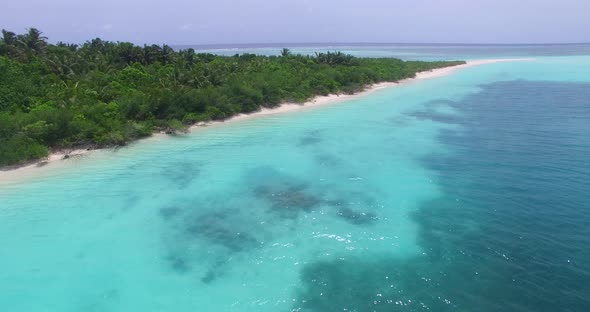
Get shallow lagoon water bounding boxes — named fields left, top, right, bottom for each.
left=2, top=54, right=590, bottom=311
left=183, top=43, right=590, bottom=61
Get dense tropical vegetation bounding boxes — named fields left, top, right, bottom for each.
left=0, top=28, right=464, bottom=166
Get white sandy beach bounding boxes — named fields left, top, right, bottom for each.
left=0, top=58, right=532, bottom=181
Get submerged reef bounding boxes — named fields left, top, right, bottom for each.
left=185, top=210, right=261, bottom=252
left=248, top=166, right=324, bottom=219
left=161, top=161, right=202, bottom=189
left=337, top=207, right=378, bottom=225
left=254, top=183, right=322, bottom=219
left=297, top=130, right=324, bottom=147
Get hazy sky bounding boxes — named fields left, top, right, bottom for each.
left=2, top=0, right=589, bottom=45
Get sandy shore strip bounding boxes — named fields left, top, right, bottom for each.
left=189, top=58, right=533, bottom=128
left=0, top=58, right=532, bottom=180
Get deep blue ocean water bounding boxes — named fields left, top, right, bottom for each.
left=1, top=48, right=590, bottom=311
left=411, top=80, right=590, bottom=311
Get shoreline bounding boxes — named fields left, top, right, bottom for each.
left=0, top=58, right=532, bottom=181
left=188, top=58, right=532, bottom=128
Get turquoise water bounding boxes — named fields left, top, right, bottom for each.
left=176, top=43, right=590, bottom=60
left=2, top=53, right=590, bottom=311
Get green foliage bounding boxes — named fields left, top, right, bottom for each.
left=0, top=112, right=49, bottom=165
left=315, top=51, right=358, bottom=66
left=280, top=48, right=292, bottom=57
left=0, top=28, right=465, bottom=166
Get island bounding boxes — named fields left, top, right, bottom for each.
left=0, top=28, right=464, bottom=167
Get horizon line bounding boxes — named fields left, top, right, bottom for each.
left=170, top=41, right=590, bottom=49
left=42, top=38, right=590, bottom=48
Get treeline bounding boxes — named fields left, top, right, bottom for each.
left=0, top=28, right=464, bottom=166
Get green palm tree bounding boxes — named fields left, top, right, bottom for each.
left=17, top=28, right=48, bottom=53
left=1, top=29, right=17, bottom=45
left=280, top=48, right=291, bottom=57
